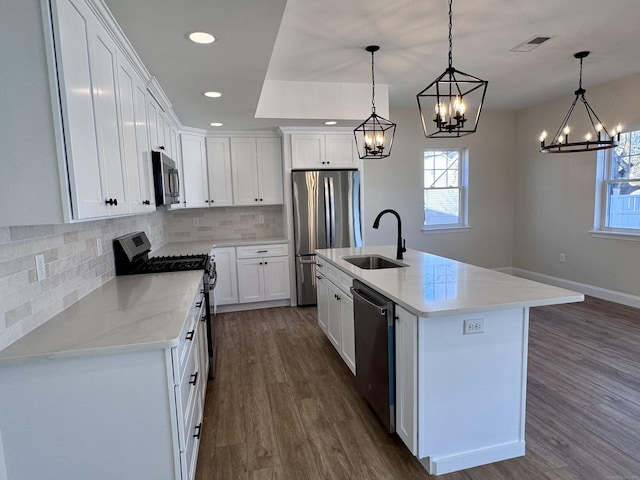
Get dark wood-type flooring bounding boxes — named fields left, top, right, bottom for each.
left=195, top=296, right=640, bottom=479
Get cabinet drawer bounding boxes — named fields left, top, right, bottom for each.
left=316, top=257, right=327, bottom=277
left=236, top=243, right=288, bottom=258
left=177, top=313, right=198, bottom=376
left=178, top=328, right=200, bottom=432
left=181, top=393, right=203, bottom=480
left=326, top=264, right=354, bottom=296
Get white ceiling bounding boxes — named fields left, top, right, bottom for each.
left=104, top=0, right=640, bottom=131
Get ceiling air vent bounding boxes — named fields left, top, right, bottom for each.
left=510, top=35, right=552, bottom=53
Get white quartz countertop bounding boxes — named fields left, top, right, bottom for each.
left=0, top=271, right=204, bottom=365
left=152, top=237, right=288, bottom=256
left=316, top=246, right=584, bottom=317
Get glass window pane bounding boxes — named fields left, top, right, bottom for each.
left=606, top=182, right=640, bottom=228
left=424, top=188, right=460, bottom=226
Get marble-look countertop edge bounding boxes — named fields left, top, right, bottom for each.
left=316, top=246, right=584, bottom=318
left=0, top=271, right=204, bottom=365
left=153, top=237, right=289, bottom=256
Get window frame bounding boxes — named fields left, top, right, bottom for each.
left=592, top=128, right=640, bottom=240
left=422, top=147, right=469, bottom=233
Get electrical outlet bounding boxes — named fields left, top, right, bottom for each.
left=96, top=238, right=103, bottom=256
left=560, top=253, right=566, bottom=263
left=258, top=215, right=264, bottom=224
left=463, top=318, right=484, bottom=335
left=192, top=218, right=201, bottom=227
left=35, top=254, right=46, bottom=281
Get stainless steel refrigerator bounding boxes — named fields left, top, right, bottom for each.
left=292, top=169, right=362, bottom=306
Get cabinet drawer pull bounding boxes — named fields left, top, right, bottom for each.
left=186, top=330, right=195, bottom=341
left=189, top=371, right=198, bottom=386
left=143, top=200, right=150, bottom=205
left=196, top=301, right=203, bottom=307
left=193, top=423, right=202, bottom=439
left=257, top=250, right=268, bottom=253
left=201, top=313, right=207, bottom=322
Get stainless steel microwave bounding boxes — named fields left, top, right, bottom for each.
left=152, top=150, right=180, bottom=206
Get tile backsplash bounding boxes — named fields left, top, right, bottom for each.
left=0, top=212, right=167, bottom=350
left=166, top=205, right=285, bottom=242
left=0, top=205, right=286, bottom=350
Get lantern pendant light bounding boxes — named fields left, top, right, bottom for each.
left=539, top=51, right=621, bottom=154
left=416, top=0, right=488, bottom=138
left=354, top=45, right=396, bottom=159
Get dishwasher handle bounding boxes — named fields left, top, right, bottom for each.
left=351, top=286, right=387, bottom=316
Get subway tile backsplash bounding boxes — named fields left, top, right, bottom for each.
left=166, top=205, right=284, bottom=242
left=0, top=211, right=167, bottom=350
left=0, top=205, right=285, bottom=350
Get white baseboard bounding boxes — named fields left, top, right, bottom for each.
left=500, top=267, right=640, bottom=310
left=215, top=298, right=290, bottom=314
left=420, top=441, right=525, bottom=475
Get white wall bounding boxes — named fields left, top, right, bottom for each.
left=513, top=71, right=640, bottom=298
left=362, top=107, right=517, bottom=269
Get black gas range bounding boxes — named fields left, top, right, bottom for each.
left=113, top=231, right=216, bottom=378
left=113, top=232, right=209, bottom=275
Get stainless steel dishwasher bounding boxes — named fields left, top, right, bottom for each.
left=351, top=280, right=396, bottom=433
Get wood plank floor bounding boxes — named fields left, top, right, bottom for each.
left=195, top=296, right=640, bottom=479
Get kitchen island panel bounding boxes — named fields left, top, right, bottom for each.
left=417, top=308, right=528, bottom=474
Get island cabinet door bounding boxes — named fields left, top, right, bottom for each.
left=326, top=281, right=342, bottom=351
left=395, top=305, right=417, bottom=454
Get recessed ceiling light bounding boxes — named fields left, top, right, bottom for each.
left=210, top=122, right=224, bottom=127
left=203, top=91, right=222, bottom=98
left=188, top=32, right=216, bottom=44
left=324, top=121, right=337, bottom=125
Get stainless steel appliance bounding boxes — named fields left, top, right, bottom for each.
left=291, top=169, right=362, bottom=305
left=113, top=232, right=216, bottom=378
left=351, top=279, right=396, bottom=433
left=152, top=150, right=180, bottom=206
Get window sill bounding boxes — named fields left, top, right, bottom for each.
left=421, top=226, right=471, bottom=234
left=589, top=230, right=640, bottom=242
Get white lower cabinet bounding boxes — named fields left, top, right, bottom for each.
left=395, top=305, right=418, bottom=455
left=316, top=262, right=329, bottom=334
left=236, top=244, right=289, bottom=304
left=213, top=247, right=238, bottom=306
left=320, top=263, right=356, bottom=374
left=0, top=282, right=208, bottom=480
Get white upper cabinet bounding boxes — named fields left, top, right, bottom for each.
left=117, top=52, right=154, bottom=213
left=206, top=137, right=233, bottom=207
left=54, top=0, right=132, bottom=218
left=181, top=134, right=208, bottom=208
left=231, top=137, right=283, bottom=206
left=291, top=132, right=357, bottom=169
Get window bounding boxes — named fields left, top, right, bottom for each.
left=596, top=129, right=640, bottom=234
left=423, top=148, right=468, bottom=230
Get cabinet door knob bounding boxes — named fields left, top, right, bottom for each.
left=159, top=145, right=165, bottom=150
left=259, top=198, right=263, bottom=201
left=143, top=200, right=150, bottom=205
left=105, top=198, right=118, bottom=206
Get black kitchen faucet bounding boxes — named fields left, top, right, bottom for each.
left=372, top=209, right=406, bottom=260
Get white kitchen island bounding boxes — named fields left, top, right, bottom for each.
left=315, top=246, right=583, bottom=475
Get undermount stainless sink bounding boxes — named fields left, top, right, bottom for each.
left=342, top=255, right=407, bottom=270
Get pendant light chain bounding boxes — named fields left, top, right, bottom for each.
left=578, top=55, right=583, bottom=91
left=371, top=49, right=377, bottom=114
left=448, top=0, right=453, bottom=69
